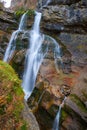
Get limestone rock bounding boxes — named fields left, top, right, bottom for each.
left=11, top=0, right=37, bottom=10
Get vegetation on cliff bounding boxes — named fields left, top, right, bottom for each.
left=0, top=60, right=26, bottom=129
left=15, top=8, right=34, bottom=19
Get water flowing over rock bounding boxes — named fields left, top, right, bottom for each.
left=3, top=12, right=27, bottom=62
left=0, top=61, right=40, bottom=130
left=52, top=97, right=66, bottom=130
left=0, top=0, right=87, bottom=130
left=22, top=12, right=44, bottom=101
left=35, top=0, right=87, bottom=130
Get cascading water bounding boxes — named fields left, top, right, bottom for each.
left=46, top=0, right=51, bottom=6
left=3, top=13, right=27, bottom=62
left=3, top=6, right=65, bottom=129
left=52, top=97, right=66, bottom=130
left=22, top=11, right=45, bottom=100
left=44, top=35, right=63, bottom=73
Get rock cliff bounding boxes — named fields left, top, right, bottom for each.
left=31, top=0, right=87, bottom=130
left=0, top=0, right=87, bottom=130
left=11, top=0, right=37, bottom=10
left=0, top=60, right=40, bottom=130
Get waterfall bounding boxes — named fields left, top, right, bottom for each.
left=42, top=0, right=51, bottom=7
left=18, top=13, right=27, bottom=31
left=3, top=13, right=27, bottom=62
left=44, top=35, right=62, bottom=73
left=52, top=97, right=66, bottom=130
left=22, top=11, right=45, bottom=100
left=46, top=0, right=51, bottom=6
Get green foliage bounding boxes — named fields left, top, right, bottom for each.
left=27, top=9, right=34, bottom=16
left=21, top=122, right=27, bottom=130
left=13, top=84, right=23, bottom=96
left=7, top=93, right=13, bottom=103
left=0, top=60, right=20, bottom=82
left=13, top=101, right=24, bottom=120
left=0, top=105, right=5, bottom=115
left=70, top=94, right=87, bottom=113
left=0, top=61, right=27, bottom=129
left=61, top=109, right=68, bottom=121
left=15, top=8, right=34, bottom=19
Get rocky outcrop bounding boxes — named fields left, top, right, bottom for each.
left=22, top=100, right=40, bottom=130
left=0, top=60, right=24, bottom=129
left=0, top=8, right=17, bottom=60
left=0, top=8, right=17, bottom=31
left=0, top=60, right=40, bottom=130
left=11, top=0, right=37, bottom=10
left=0, top=0, right=87, bottom=130
left=39, top=1, right=87, bottom=66
left=30, top=0, right=87, bottom=130
left=0, top=7, right=34, bottom=61
left=41, top=2, right=87, bottom=33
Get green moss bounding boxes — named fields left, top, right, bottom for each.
left=21, top=122, right=27, bottom=130
left=48, top=105, right=58, bottom=117
left=70, top=94, right=87, bottom=113
left=7, top=93, right=13, bottom=103
left=0, top=61, right=20, bottom=82
left=61, top=109, right=68, bottom=121
left=13, top=101, right=24, bottom=120
left=0, top=105, right=6, bottom=115
left=27, top=9, right=34, bottom=16
left=77, top=44, right=85, bottom=50
left=0, top=61, right=25, bottom=128
left=15, top=8, right=34, bottom=19
left=85, top=50, right=87, bottom=54
left=82, top=91, right=87, bottom=99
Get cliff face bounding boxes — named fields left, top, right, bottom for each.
left=0, top=60, right=24, bottom=129
left=31, top=0, right=87, bottom=130
left=0, top=61, right=40, bottom=130
left=11, top=0, right=37, bottom=10
left=39, top=0, right=87, bottom=66
left=0, top=1, right=87, bottom=130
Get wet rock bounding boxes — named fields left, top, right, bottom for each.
left=0, top=8, right=17, bottom=32
left=0, top=61, right=24, bottom=129
left=22, top=100, right=40, bottom=130
left=10, top=49, right=26, bottom=78
left=0, top=8, right=18, bottom=60
left=59, top=33, right=87, bottom=65
left=60, top=84, right=71, bottom=96
left=38, top=0, right=81, bottom=7
left=45, top=23, right=64, bottom=32
left=41, top=4, right=87, bottom=33
left=60, top=66, right=87, bottom=130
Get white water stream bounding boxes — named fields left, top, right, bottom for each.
left=22, top=12, right=45, bottom=100
left=3, top=13, right=27, bottom=62
left=3, top=9, right=64, bottom=130
left=52, top=97, right=66, bottom=130
left=46, top=0, right=51, bottom=6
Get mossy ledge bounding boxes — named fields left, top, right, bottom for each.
left=0, top=60, right=27, bottom=129
left=15, top=8, right=34, bottom=19
left=70, top=94, right=87, bottom=113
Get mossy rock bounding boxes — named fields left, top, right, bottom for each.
left=0, top=60, right=26, bottom=129
left=15, top=8, right=34, bottom=20
left=70, top=94, right=87, bottom=113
